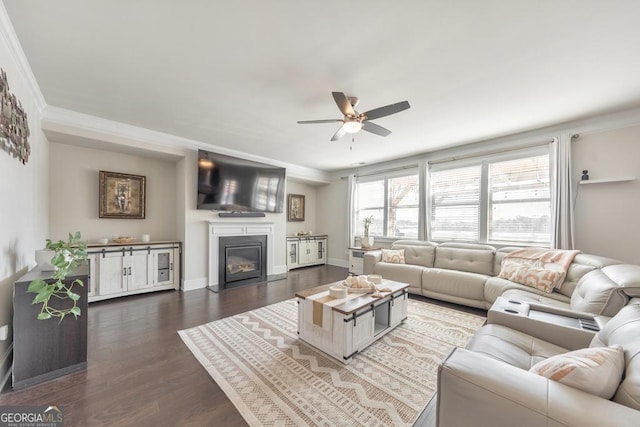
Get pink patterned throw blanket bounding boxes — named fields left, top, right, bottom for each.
left=500, top=248, right=581, bottom=292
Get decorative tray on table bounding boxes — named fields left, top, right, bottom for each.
left=342, top=276, right=376, bottom=294
left=112, top=236, right=136, bottom=244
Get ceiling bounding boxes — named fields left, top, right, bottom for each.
left=4, top=1, right=640, bottom=172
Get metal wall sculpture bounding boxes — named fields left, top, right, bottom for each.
left=0, top=68, right=31, bottom=164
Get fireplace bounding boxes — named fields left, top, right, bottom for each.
left=208, top=221, right=276, bottom=292
left=218, top=235, right=267, bottom=289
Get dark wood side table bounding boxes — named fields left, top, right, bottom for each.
left=12, top=265, right=88, bottom=389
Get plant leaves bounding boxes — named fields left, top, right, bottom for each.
left=32, top=287, right=54, bottom=304
left=70, top=306, right=81, bottom=317
left=37, top=312, right=52, bottom=320
left=67, top=291, right=80, bottom=301
left=27, top=279, right=46, bottom=293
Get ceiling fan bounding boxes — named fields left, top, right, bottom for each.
left=297, top=92, right=410, bottom=141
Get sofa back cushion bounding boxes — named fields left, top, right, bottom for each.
left=495, top=249, right=621, bottom=298
left=560, top=253, right=622, bottom=298
left=434, top=242, right=495, bottom=275
left=494, top=247, right=520, bottom=274
left=391, top=240, right=437, bottom=268
left=571, top=264, right=640, bottom=316
left=590, top=303, right=640, bottom=410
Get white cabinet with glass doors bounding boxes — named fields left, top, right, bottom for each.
left=87, top=242, right=181, bottom=302
left=286, top=236, right=327, bottom=270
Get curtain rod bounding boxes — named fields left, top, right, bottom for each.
left=340, top=164, right=419, bottom=180
left=355, top=164, right=419, bottom=179
left=427, top=140, right=554, bottom=166
left=340, top=134, right=580, bottom=177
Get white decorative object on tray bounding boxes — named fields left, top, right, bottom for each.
left=329, top=286, right=348, bottom=298
left=342, top=275, right=375, bottom=293
left=341, top=282, right=374, bottom=293
left=368, top=274, right=382, bottom=284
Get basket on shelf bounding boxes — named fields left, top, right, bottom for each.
left=112, top=236, right=136, bottom=244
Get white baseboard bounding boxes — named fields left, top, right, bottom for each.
left=1, top=343, right=13, bottom=391
left=328, top=258, right=349, bottom=268
left=181, top=277, right=208, bottom=291
left=272, top=264, right=287, bottom=276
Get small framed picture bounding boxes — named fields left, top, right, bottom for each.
left=99, top=170, right=146, bottom=219
left=287, top=194, right=305, bottom=222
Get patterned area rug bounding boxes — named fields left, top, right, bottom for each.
left=178, top=298, right=485, bottom=426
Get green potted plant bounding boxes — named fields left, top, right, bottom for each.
left=27, top=232, right=88, bottom=321
left=362, top=215, right=375, bottom=248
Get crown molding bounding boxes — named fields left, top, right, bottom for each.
left=41, top=105, right=330, bottom=184
left=0, top=1, right=46, bottom=112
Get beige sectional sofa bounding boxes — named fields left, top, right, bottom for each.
left=364, top=240, right=640, bottom=425
left=437, top=300, right=640, bottom=426
left=363, top=240, right=640, bottom=313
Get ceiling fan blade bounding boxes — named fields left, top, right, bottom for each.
left=362, top=121, right=392, bottom=137
left=330, top=126, right=347, bottom=141
left=297, top=119, right=342, bottom=124
left=332, top=92, right=356, bottom=117
left=363, top=100, right=410, bottom=121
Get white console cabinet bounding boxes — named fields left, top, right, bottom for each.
left=287, top=235, right=327, bottom=270
left=87, top=241, right=181, bottom=302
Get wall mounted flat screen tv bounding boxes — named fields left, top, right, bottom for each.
left=197, top=149, right=286, bottom=213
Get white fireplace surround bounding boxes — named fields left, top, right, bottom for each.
left=209, top=221, right=275, bottom=287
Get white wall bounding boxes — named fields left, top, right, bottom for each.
left=0, top=22, right=48, bottom=387
left=285, top=180, right=319, bottom=236
left=49, top=142, right=178, bottom=243
left=572, top=125, right=640, bottom=264
left=317, top=177, right=349, bottom=267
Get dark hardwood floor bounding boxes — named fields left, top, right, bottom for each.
left=0, top=265, right=348, bottom=426
left=0, top=265, right=484, bottom=426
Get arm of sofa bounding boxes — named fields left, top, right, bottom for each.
left=363, top=251, right=382, bottom=275
left=487, top=298, right=602, bottom=351
left=437, top=348, right=640, bottom=427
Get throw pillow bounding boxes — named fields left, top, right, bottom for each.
left=530, top=345, right=624, bottom=399
left=498, top=259, right=565, bottom=293
left=381, top=249, right=405, bottom=264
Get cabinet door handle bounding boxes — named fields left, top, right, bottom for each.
left=123, top=268, right=127, bottom=277
left=170, top=262, right=173, bottom=271
left=128, top=267, right=132, bottom=275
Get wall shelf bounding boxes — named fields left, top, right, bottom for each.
left=579, top=177, right=636, bottom=185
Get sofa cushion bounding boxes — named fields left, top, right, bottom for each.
left=381, top=248, right=405, bottom=264
left=570, top=265, right=640, bottom=316
left=590, top=303, right=640, bottom=410
left=391, top=240, right=436, bottom=267
left=422, top=268, right=488, bottom=302
left=484, top=276, right=571, bottom=306
left=498, top=260, right=566, bottom=293
left=559, top=253, right=622, bottom=298
left=434, top=242, right=495, bottom=275
left=374, top=262, right=424, bottom=295
left=466, top=324, right=569, bottom=370
left=530, top=345, right=624, bottom=399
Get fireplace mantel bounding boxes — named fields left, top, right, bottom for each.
left=208, top=221, right=275, bottom=288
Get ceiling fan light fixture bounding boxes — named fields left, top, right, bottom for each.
left=342, top=119, right=362, bottom=134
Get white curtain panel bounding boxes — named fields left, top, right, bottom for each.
left=346, top=174, right=356, bottom=250
left=551, top=135, right=575, bottom=249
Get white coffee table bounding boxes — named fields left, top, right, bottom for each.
left=295, top=280, right=409, bottom=363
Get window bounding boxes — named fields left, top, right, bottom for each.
left=354, top=172, right=419, bottom=239
left=429, top=149, right=550, bottom=244
left=429, top=165, right=481, bottom=241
